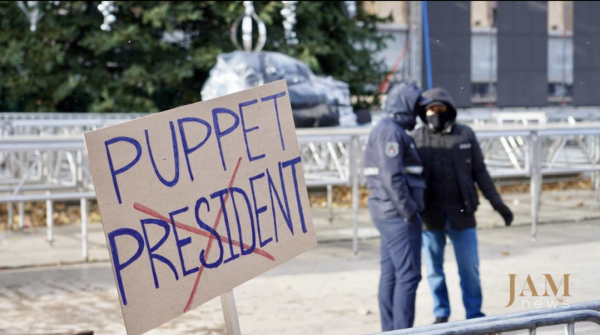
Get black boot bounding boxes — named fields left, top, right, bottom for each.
left=433, top=317, right=448, bottom=324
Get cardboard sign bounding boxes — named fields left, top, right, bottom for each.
left=84, top=81, right=316, bottom=335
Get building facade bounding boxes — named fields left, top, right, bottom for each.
left=364, top=1, right=580, bottom=107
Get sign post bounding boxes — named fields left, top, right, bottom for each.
left=220, top=290, right=242, bottom=335
left=84, top=80, right=316, bottom=335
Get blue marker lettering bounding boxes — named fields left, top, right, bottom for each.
left=195, top=197, right=223, bottom=269
left=108, top=228, right=145, bottom=305
left=261, top=91, right=287, bottom=151
left=249, top=173, right=272, bottom=247
left=212, top=108, right=240, bottom=171
left=140, top=218, right=179, bottom=289
left=105, top=137, right=142, bottom=204
left=177, top=117, right=212, bottom=181
left=211, top=188, right=239, bottom=263
left=145, top=121, right=180, bottom=187
left=169, top=207, right=199, bottom=276
left=229, top=187, right=256, bottom=255
left=239, top=99, right=265, bottom=162
left=281, top=156, right=307, bottom=233
left=267, top=166, right=292, bottom=242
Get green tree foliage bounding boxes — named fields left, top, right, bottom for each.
left=0, top=1, right=389, bottom=112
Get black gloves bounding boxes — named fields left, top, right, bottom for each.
left=495, top=203, right=514, bottom=226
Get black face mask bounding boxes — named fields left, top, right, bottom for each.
left=426, top=112, right=452, bottom=132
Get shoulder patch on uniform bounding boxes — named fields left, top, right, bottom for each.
left=385, top=142, right=400, bottom=158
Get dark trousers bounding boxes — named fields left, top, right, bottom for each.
left=373, top=216, right=423, bottom=331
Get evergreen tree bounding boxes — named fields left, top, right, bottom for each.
left=0, top=1, right=389, bottom=112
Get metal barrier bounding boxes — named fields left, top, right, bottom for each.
left=0, top=193, right=95, bottom=262
left=297, top=124, right=600, bottom=247
left=3, top=107, right=600, bottom=136
left=372, top=301, right=600, bottom=335
left=4, top=114, right=600, bottom=260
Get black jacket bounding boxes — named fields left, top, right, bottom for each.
left=411, top=88, right=503, bottom=230
left=364, top=83, right=427, bottom=222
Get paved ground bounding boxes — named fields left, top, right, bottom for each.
left=1, top=190, right=600, bottom=334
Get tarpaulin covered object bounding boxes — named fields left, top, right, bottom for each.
left=201, top=51, right=356, bottom=127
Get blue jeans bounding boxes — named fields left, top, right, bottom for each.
left=373, top=216, right=422, bottom=331
left=422, top=226, right=485, bottom=320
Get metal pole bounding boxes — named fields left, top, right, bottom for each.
left=409, top=1, right=422, bottom=87
left=595, top=135, right=600, bottom=202
left=422, top=0, right=433, bottom=89
left=81, top=197, right=88, bottom=262
left=562, top=0, right=568, bottom=105
left=220, top=290, right=242, bottom=335
left=488, top=1, right=496, bottom=103
left=530, top=131, right=542, bottom=241
left=18, top=201, right=24, bottom=229
left=529, top=328, right=537, bottom=335
left=7, top=202, right=13, bottom=229
left=565, top=322, right=575, bottom=335
left=351, top=136, right=360, bottom=257
left=327, top=184, right=334, bottom=223
left=46, top=192, right=53, bottom=244
left=76, top=150, right=83, bottom=189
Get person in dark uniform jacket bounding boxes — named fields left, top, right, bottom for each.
left=364, top=82, right=430, bottom=331
left=411, top=87, right=514, bottom=323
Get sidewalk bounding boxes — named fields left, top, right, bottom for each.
left=1, top=189, right=600, bottom=268
left=1, top=220, right=600, bottom=334
left=1, top=189, right=600, bottom=334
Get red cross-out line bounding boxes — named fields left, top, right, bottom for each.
left=133, top=203, right=275, bottom=261
left=184, top=156, right=242, bottom=312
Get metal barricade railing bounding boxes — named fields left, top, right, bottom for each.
left=4, top=116, right=600, bottom=260
left=371, top=301, right=600, bottom=335
left=0, top=192, right=95, bottom=262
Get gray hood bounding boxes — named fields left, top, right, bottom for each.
left=384, top=82, right=430, bottom=131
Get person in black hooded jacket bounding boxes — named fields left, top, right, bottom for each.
left=363, top=82, right=430, bottom=331
left=410, top=87, right=513, bottom=323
